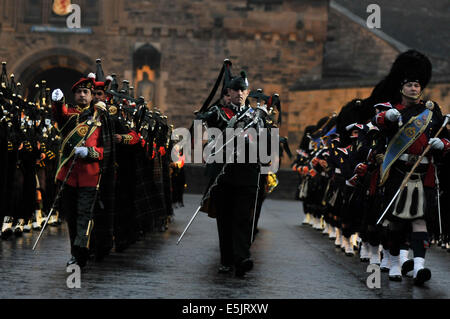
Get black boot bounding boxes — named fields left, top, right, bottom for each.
left=235, top=258, right=254, bottom=277
left=218, top=265, right=233, bottom=274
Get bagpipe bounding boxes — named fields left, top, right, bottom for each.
left=100, top=70, right=173, bottom=158
left=1, top=62, right=62, bottom=163
left=1, top=64, right=38, bottom=152
left=106, top=77, right=145, bottom=128
left=52, top=85, right=169, bottom=163
left=248, top=89, right=282, bottom=126
left=134, top=106, right=172, bottom=159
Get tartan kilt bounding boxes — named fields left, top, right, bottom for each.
left=134, top=151, right=166, bottom=232
left=161, top=154, right=173, bottom=217
left=92, top=112, right=116, bottom=259
left=114, top=146, right=138, bottom=244
left=152, top=154, right=169, bottom=221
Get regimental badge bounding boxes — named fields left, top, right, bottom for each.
left=109, top=105, right=118, bottom=115
left=425, top=101, right=434, bottom=110
left=77, top=125, right=88, bottom=137
left=405, top=127, right=416, bottom=138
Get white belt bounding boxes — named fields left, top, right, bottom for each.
left=399, top=154, right=429, bottom=164
left=335, top=168, right=341, bottom=174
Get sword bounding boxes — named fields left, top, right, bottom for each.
left=176, top=206, right=201, bottom=245
left=377, top=114, right=450, bottom=225
left=33, top=153, right=79, bottom=250
left=434, top=164, right=442, bottom=236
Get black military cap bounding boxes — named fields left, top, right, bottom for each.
left=229, top=71, right=249, bottom=91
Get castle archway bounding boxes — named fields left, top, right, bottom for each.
left=13, top=48, right=94, bottom=104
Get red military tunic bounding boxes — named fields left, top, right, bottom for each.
left=53, top=103, right=104, bottom=187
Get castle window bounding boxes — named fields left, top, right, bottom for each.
left=23, top=0, right=43, bottom=24
left=133, top=44, right=161, bottom=106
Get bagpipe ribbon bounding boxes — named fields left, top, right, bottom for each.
left=380, top=108, right=433, bottom=185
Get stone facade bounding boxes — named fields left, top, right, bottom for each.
left=0, top=0, right=328, bottom=135
left=0, top=0, right=447, bottom=166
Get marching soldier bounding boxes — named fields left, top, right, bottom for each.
left=197, top=67, right=275, bottom=277
left=39, top=105, right=62, bottom=227
left=292, top=125, right=316, bottom=224
left=371, top=50, right=449, bottom=284
left=51, top=75, right=116, bottom=267
left=92, top=59, right=141, bottom=251
left=1, top=68, right=42, bottom=238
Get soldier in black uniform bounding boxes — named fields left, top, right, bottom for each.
left=292, top=125, right=316, bottom=224
left=197, top=68, right=275, bottom=277
left=372, top=50, right=450, bottom=285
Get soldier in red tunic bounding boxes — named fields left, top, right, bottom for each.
left=51, top=76, right=115, bottom=268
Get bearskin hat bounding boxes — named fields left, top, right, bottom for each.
left=368, top=50, right=432, bottom=105
left=334, top=50, right=432, bottom=145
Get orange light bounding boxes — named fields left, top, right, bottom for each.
left=52, top=0, right=72, bottom=16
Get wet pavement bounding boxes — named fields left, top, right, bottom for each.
left=0, top=194, right=449, bottom=299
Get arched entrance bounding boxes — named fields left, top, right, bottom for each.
left=27, top=67, right=83, bottom=104
left=12, top=48, right=94, bottom=104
